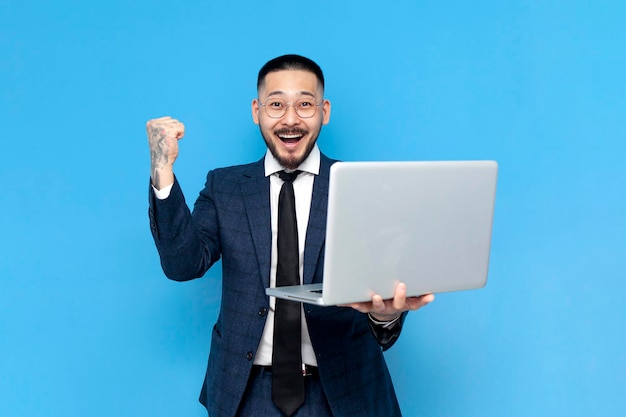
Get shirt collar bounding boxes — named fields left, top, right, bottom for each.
left=264, top=144, right=320, bottom=177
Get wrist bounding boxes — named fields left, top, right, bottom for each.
left=151, top=166, right=174, bottom=190
left=368, top=312, right=401, bottom=324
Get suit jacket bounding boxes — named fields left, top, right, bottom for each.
left=149, top=152, right=405, bottom=417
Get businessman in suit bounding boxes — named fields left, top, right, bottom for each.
left=147, top=54, right=434, bottom=417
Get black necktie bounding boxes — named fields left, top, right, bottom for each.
left=272, top=170, right=304, bottom=416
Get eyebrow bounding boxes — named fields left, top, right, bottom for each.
left=265, top=90, right=317, bottom=98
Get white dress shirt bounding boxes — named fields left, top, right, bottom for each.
left=255, top=145, right=320, bottom=366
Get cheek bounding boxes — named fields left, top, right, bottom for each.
left=259, top=118, right=278, bottom=135
left=308, top=118, right=324, bottom=132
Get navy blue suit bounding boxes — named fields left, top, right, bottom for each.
left=149, top=153, right=405, bottom=416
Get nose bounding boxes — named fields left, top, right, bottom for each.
left=281, top=104, right=300, bottom=125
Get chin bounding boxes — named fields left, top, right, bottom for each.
left=261, top=128, right=319, bottom=170
left=277, top=153, right=304, bottom=171
left=268, top=143, right=313, bottom=170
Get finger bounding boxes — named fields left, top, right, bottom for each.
left=148, top=122, right=184, bottom=140
left=147, top=117, right=183, bottom=129
left=393, top=282, right=407, bottom=310
left=371, top=294, right=386, bottom=312
left=157, top=120, right=184, bottom=137
left=407, top=293, right=435, bottom=310
left=174, top=122, right=185, bottom=140
left=146, top=116, right=173, bottom=128
left=162, top=119, right=182, bottom=127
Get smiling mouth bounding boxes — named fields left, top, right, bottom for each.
left=276, top=129, right=306, bottom=144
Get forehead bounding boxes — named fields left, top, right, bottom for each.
left=259, top=70, right=322, bottom=98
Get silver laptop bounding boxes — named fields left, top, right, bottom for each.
left=265, top=160, right=498, bottom=306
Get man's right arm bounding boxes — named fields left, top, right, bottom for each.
left=146, top=116, right=220, bottom=281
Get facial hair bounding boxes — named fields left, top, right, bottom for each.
left=260, top=126, right=322, bottom=171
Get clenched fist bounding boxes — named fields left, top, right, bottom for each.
left=146, top=116, right=185, bottom=190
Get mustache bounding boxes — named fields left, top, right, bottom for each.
left=274, top=128, right=308, bottom=136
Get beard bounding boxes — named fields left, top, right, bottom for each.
left=260, top=126, right=322, bottom=170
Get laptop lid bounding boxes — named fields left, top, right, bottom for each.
left=266, top=160, right=498, bottom=306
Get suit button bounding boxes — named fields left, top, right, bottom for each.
left=246, top=351, right=254, bottom=361
left=258, top=307, right=268, bottom=317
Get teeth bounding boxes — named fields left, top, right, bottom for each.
left=280, top=134, right=301, bottom=139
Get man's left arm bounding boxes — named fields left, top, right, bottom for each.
left=349, top=283, right=435, bottom=349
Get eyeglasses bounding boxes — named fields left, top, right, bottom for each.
left=260, top=97, right=322, bottom=118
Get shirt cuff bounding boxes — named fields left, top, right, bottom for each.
left=152, top=183, right=174, bottom=200
left=367, top=313, right=401, bottom=329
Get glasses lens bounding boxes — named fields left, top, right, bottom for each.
left=265, top=99, right=286, bottom=118
left=295, top=99, right=317, bottom=118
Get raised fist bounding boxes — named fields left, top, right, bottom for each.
left=146, top=116, right=185, bottom=189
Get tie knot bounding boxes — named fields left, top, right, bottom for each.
left=278, top=170, right=302, bottom=183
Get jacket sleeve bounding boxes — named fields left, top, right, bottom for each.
left=148, top=174, right=221, bottom=281
left=367, top=312, right=408, bottom=350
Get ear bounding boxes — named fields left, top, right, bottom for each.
left=321, top=99, right=331, bottom=125
left=252, top=98, right=260, bottom=124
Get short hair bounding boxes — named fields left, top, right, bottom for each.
left=257, top=54, right=325, bottom=92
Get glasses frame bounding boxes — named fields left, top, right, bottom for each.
left=259, top=97, right=323, bottom=119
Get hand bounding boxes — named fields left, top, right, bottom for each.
left=146, top=116, right=185, bottom=189
left=348, top=283, right=434, bottom=321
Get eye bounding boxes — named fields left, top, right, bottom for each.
left=297, top=100, right=314, bottom=108
left=267, top=100, right=285, bottom=109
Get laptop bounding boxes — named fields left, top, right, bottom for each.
left=265, top=160, right=498, bottom=306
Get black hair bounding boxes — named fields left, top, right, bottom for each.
left=257, top=54, right=325, bottom=91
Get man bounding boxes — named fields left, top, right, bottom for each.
left=147, top=54, right=434, bottom=417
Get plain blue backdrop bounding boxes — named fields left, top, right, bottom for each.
left=1, top=1, right=625, bottom=416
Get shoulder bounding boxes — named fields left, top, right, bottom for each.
left=319, top=152, right=340, bottom=176
left=206, top=158, right=265, bottom=181
left=320, top=151, right=340, bottom=165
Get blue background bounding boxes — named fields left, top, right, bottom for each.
left=1, top=1, right=625, bottom=416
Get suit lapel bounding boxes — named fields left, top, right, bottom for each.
left=240, top=159, right=272, bottom=289
left=303, top=154, right=334, bottom=285
left=241, top=153, right=336, bottom=288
